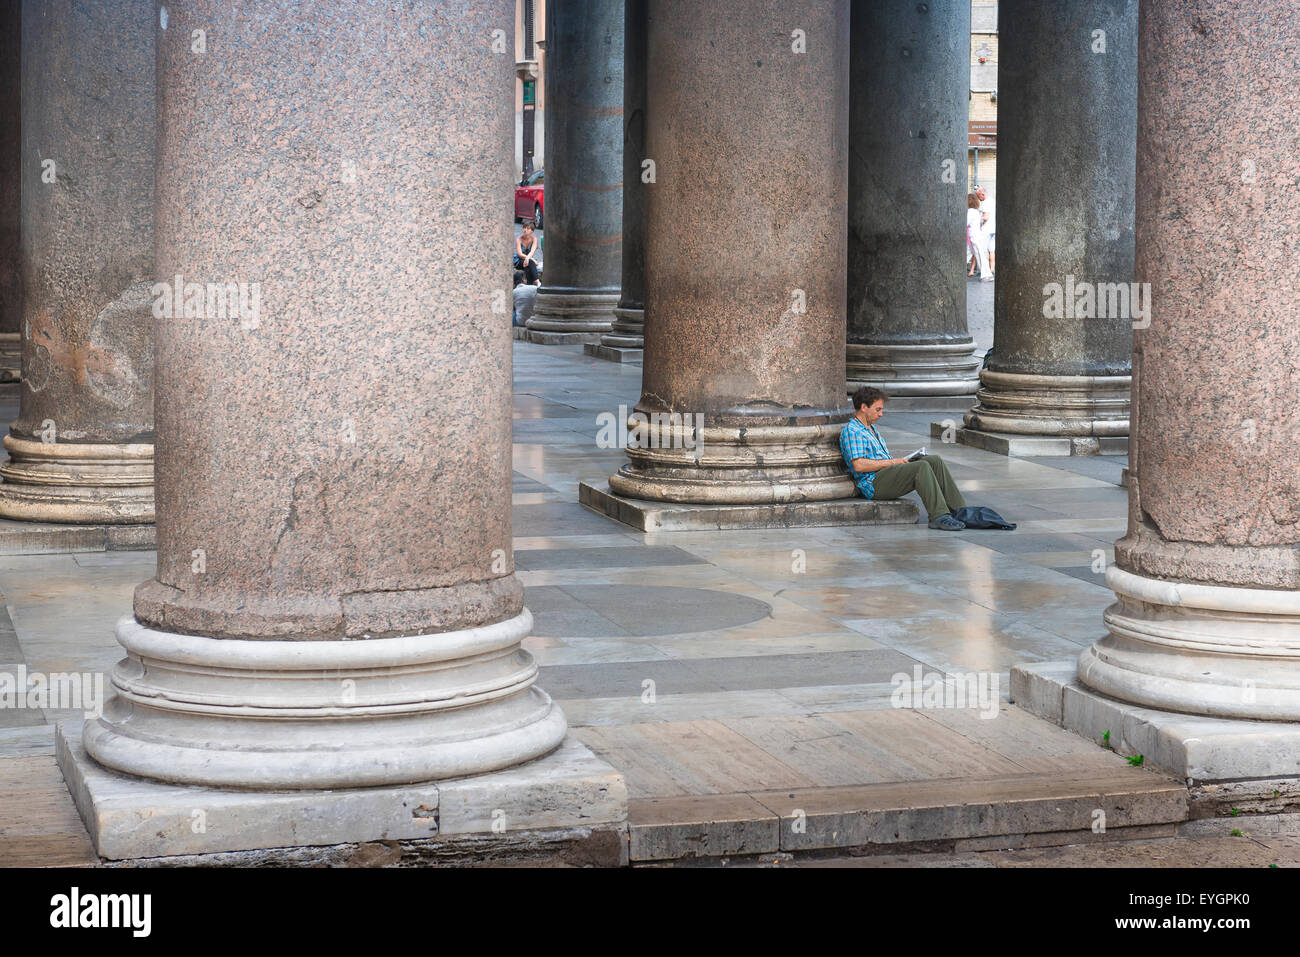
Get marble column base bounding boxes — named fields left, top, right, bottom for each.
left=588, top=308, right=645, bottom=359
left=82, top=610, right=568, bottom=790
left=0, top=435, right=154, bottom=523
left=607, top=419, right=856, bottom=505
left=962, top=370, right=1130, bottom=438
left=1076, top=565, right=1300, bottom=721
left=846, top=341, right=981, bottom=397
left=601, top=305, right=644, bottom=349
left=526, top=288, right=619, bottom=344
left=60, top=725, right=627, bottom=862
left=1013, top=659, right=1300, bottom=785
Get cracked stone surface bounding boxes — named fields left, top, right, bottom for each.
left=142, top=0, right=521, bottom=638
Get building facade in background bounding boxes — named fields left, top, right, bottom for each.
left=515, top=0, right=546, bottom=177
left=969, top=1, right=997, bottom=200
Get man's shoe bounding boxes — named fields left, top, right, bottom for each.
left=928, top=514, right=966, bottom=530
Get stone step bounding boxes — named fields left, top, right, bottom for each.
left=579, top=481, right=920, bottom=532
left=628, top=769, right=1188, bottom=862
left=0, top=518, right=155, bottom=555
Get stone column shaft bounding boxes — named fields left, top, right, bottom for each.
left=527, top=0, right=624, bottom=344
left=1079, top=1, right=1300, bottom=719
left=846, top=0, right=978, bottom=397
left=608, top=0, right=853, bottom=505
left=600, top=0, right=647, bottom=352
left=82, top=0, right=565, bottom=789
left=0, top=0, right=155, bottom=523
left=962, top=0, right=1137, bottom=451
left=0, top=0, right=19, bottom=379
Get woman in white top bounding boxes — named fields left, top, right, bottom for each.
left=966, top=193, right=990, bottom=281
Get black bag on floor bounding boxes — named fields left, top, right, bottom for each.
left=952, top=505, right=1016, bottom=530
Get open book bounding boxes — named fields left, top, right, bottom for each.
left=903, top=446, right=928, bottom=462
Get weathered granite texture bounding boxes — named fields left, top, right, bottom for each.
left=528, top=0, right=624, bottom=342
left=0, top=0, right=155, bottom=522
left=81, top=0, right=570, bottom=791
left=608, top=0, right=854, bottom=504
left=1119, top=0, right=1300, bottom=589
left=846, top=0, right=978, bottom=397
left=0, top=0, right=19, bottom=340
left=963, top=0, right=1137, bottom=442
left=600, top=0, right=647, bottom=351
left=1078, top=1, right=1300, bottom=721
left=140, top=0, right=523, bottom=640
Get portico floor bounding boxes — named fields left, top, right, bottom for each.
left=2, top=342, right=1297, bottom=866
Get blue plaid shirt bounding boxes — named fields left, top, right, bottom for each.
left=840, top=417, right=890, bottom=498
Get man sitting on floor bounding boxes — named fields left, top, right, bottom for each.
left=840, top=386, right=968, bottom=530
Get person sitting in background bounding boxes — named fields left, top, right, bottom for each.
left=515, top=222, right=540, bottom=285
left=840, top=386, right=968, bottom=530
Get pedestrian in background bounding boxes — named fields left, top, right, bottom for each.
left=966, top=193, right=991, bottom=281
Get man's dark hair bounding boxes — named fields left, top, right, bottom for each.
left=851, top=386, right=889, bottom=411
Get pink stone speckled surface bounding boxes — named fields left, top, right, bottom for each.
left=1118, top=1, right=1300, bottom=588
left=639, top=0, right=849, bottom=424
left=140, top=0, right=521, bottom=638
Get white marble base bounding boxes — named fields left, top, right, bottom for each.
left=58, top=724, right=627, bottom=861
left=933, top=424, right=1129, bottom=457
left=1011, top=660, right=1300, bottom=784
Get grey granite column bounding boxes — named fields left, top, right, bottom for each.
left=1077, top=1, right=1300, bottom=718
left=82, top=0, right=566, bottom=788
left=592, top=0, right=647, bottom=358
left=846, top=0, right=979, bottom=397
left=959, top=0, right=1136, bottom=454
left=606, top=0, right=855, bottom=504
left=0, top=0, right=19, bottom=379
left=526, top=0, right=624, bottom=344
left=0, top=0, right=155, bottom=523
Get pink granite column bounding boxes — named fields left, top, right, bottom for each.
left=0, top=0, right=155, bottom=523
left=82, top=0, right=566, bottom=788
left=1078, top=1, right=1300, bottom=718
left=607, top=0, right=855, bottom=504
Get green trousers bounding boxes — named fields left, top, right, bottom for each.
left=871, top=454, right=966, bottom=518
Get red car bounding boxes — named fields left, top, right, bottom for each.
left=514, top=169, right=544, bottom=229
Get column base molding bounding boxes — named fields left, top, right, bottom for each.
left=607, top=418, right=856, bottom=505
left=82, top=610, right=568, bottom=790
left=846, top=341, right=981, bottom=396
left=962, top=369, right=1130, bottom=438
left=0, top=434, right=154, bottom=524
left=600, top=305, right=644, bottom=349
left=526, top=288, right=619, bottom=342
left=1076, top=565, right=1300, bottom=721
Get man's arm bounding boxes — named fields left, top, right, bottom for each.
left=851, top=456, right=902, bottom=473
